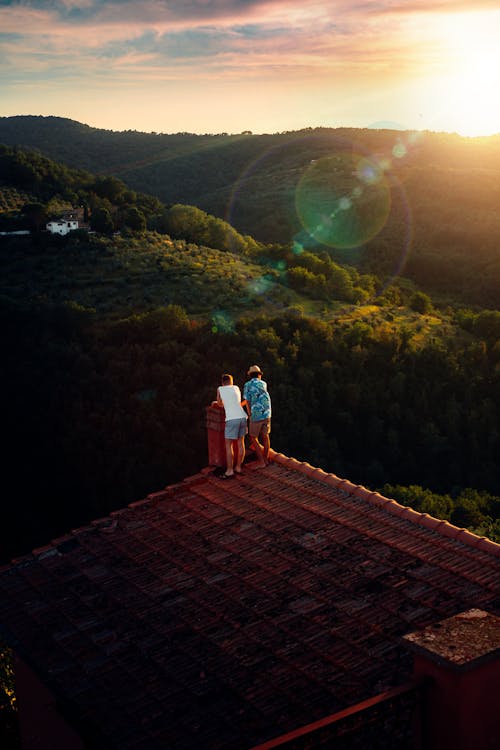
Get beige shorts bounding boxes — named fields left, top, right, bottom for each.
left=249, top=418, right=271, bottom=438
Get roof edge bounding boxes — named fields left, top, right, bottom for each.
left=4, top=459, right=498, bottom=570
left=269, top=451, right=500, bottom=559
left=3, top=471, right=208, bottom=569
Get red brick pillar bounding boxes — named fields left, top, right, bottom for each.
left=403, top=609, right=500, bottom=750
left=206, top=404, right=226, bottom=467
left=206, top=404, right=241, bottom=469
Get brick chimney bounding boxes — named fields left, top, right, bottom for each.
left=206, top=404, right=226, bottom=467
left=403, top=609, right=500, bottom=750
left=206, top=403, right=243, bottom=469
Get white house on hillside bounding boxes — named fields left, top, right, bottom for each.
left=46, top=219, right=79, bottom=235
left=46, top=207, right=86, bottom=235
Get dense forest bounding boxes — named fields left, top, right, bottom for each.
left=0, top=135, right=499, bottom=567
left=2, top=284, right=500, bottom=563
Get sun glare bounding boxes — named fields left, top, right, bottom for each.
left=438, top=11, right=500, bottom=136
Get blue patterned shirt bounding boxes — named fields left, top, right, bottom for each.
left=243, top=378, right=271, bottom=421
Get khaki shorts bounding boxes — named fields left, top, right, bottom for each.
left=249, top=418, right=271, bottom=438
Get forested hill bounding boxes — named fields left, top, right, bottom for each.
left=3, top=115, right=500, bottom=176
left=1, top=116, right=500, bottom=307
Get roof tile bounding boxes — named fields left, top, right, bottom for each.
left=0, top=455, right=498, bottom=749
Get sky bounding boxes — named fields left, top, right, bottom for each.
left=1, top=0, right=500, bottom=136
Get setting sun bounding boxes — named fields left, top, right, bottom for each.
left=437, top=10, right=500, bottom=136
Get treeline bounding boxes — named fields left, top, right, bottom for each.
left=381, top=484, right=500, bottom=545
left=150, top=203, right=262, bottom=255
left=0, top=115, right=230, bottom=172
left=3, top=117, right=500, bottom=194
left=2, top=297, right=499, bottom=562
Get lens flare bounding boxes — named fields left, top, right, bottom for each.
left=226, top=129, right=419, bottom=295
left=225, top=132, right=358, bottom=243
left=247, top=275, right=275, bottom=296
left=295, top=152, right=391, bottom=249
left=392, top=142, right=407, bottom=159
left=211, top=310, right=235, bottom=333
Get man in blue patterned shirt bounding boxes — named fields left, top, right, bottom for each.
left=243, top=365, right=272, bottom=467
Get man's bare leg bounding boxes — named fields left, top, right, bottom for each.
left=224, top=439, right=235, bottom=476
left=262, top=434, right=270, bottom=462
left=250, top=436, right=266, bottom=467
left=235, top=437, right=245, bottom=473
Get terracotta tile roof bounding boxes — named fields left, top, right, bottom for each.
left=0, top=453, right=499, bottom=749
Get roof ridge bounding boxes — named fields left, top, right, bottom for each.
left=240, top=464, right=498, bottom=591
left=269, top=452, right=500, bottom=559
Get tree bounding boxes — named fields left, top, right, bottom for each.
left=381, top=484, right=454, bottom=520
left=473, top=310, right=500, bottom=345
left=90, top=207, right=114, bottom=234
left=409, top=291, right=432, bottom=314
left=22, top=201, right=47, bottom=231
left=92, top=176, right=126, bottom=203
left=124, top=207, right=146, bottom=232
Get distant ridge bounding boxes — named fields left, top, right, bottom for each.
left=3, top=114, right=500, bottom=178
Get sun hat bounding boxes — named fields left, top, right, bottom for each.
left=247, top=364, right=262, bottom=375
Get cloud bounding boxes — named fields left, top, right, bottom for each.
left=0, top=0, right=495, bottom=106
left=373, top=0, right=500, bottom=13
left=0, top=1, right=391, bottom=61
left=0, top=0, right=277, bottom=29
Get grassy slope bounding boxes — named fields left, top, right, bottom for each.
left=0, top=185, right=33, bottom=212
left=0, top=232, right=294, bottom=318
left=0, top=231, right=468, bottom=352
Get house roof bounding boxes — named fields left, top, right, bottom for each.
left=0, top=453, right=498, bottom=749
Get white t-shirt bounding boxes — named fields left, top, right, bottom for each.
left=217, top=385, right=247, bottom=421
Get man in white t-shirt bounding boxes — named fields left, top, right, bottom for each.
left=216, top=373, right=248, bottom=478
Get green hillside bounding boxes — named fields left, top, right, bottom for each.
left=1, top=117, right=500, bottom=307
left=0, top=232, right=289, bottom=317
